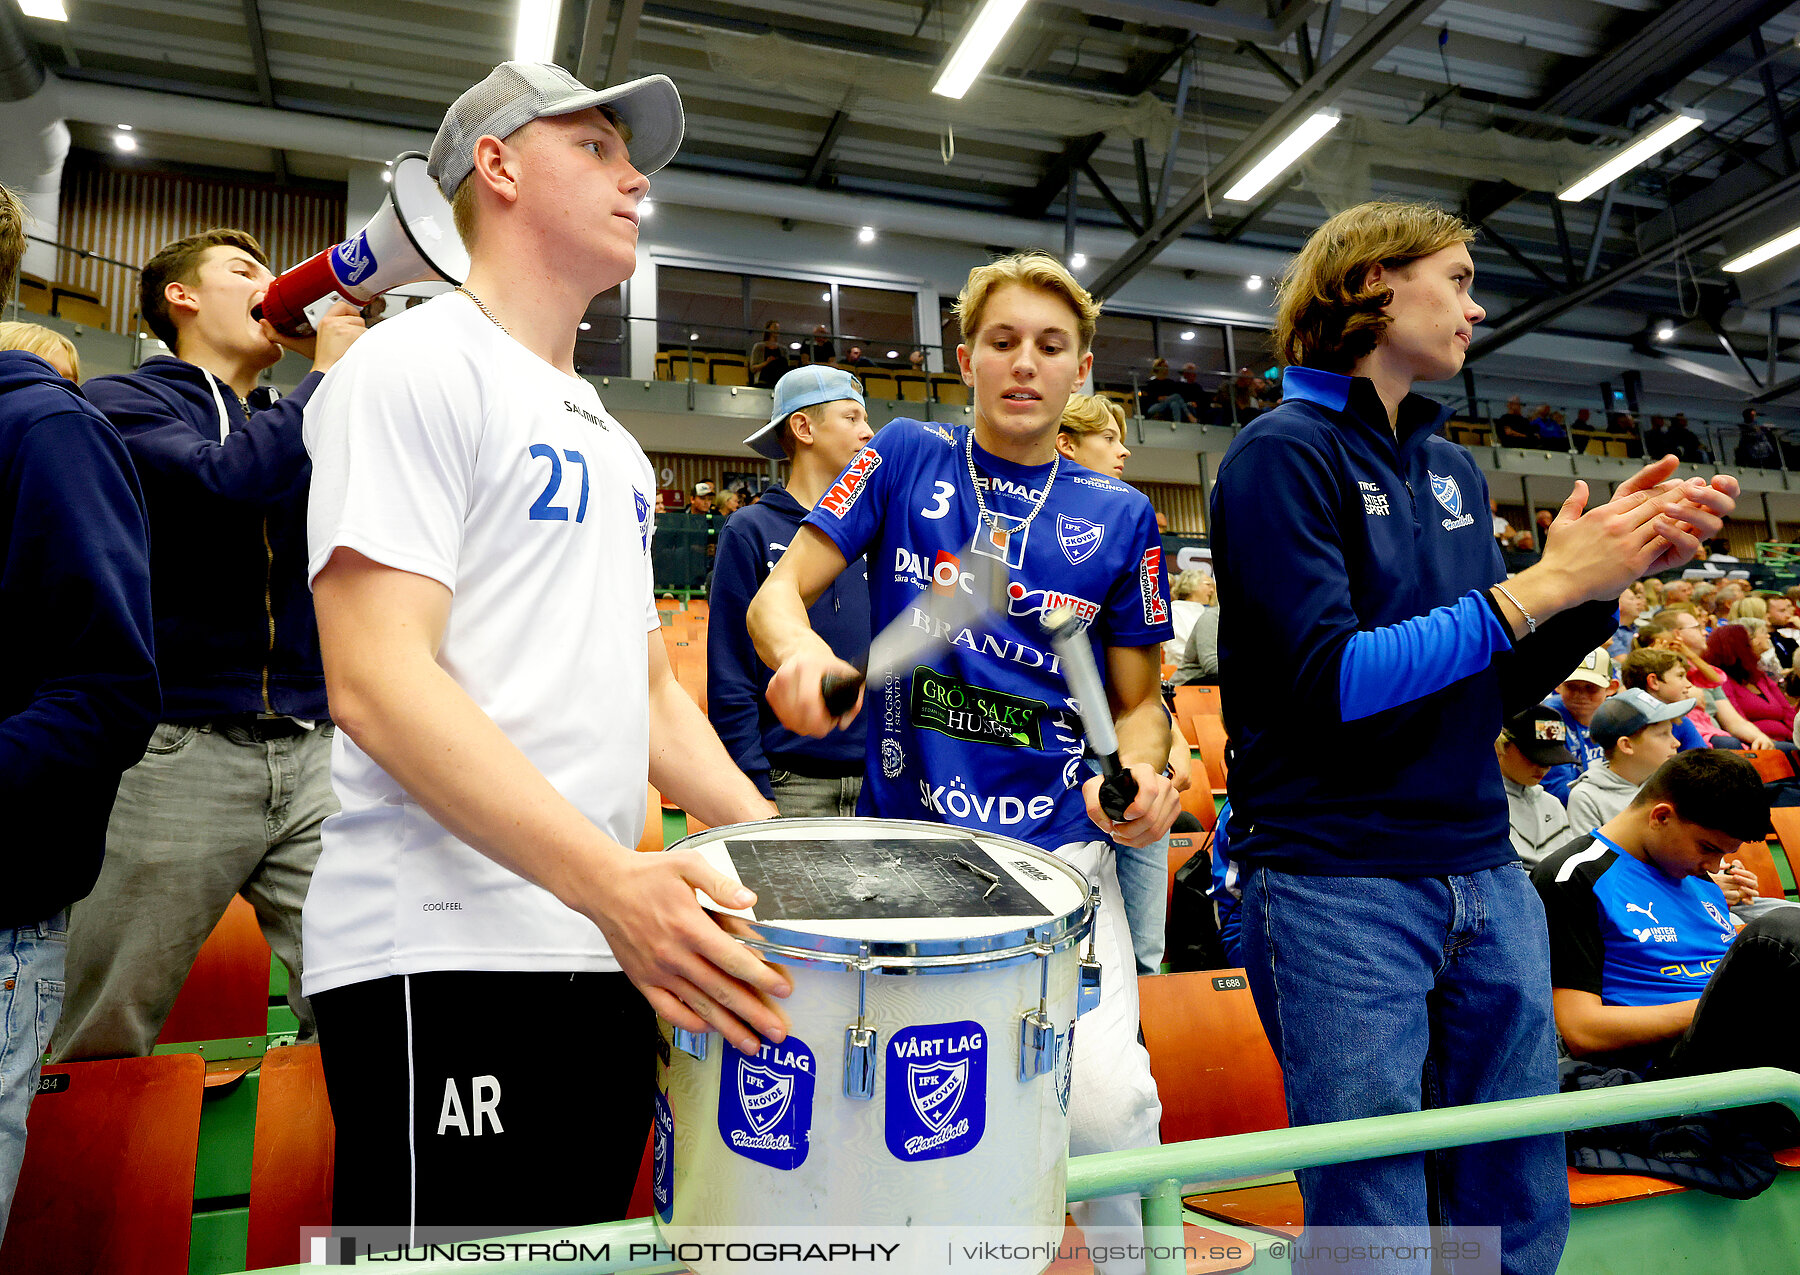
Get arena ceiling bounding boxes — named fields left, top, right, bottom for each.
left=14, top=0, right=1800, bottom=386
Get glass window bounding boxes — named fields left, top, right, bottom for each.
left=1162, top=322, right=1227, bottom=374
left=838, top=285, right=917, bottom=367
left=574, top=284, right=626, bottom=377
left=1089, top=313, right=1157, bottom=390
left=746, top=275, right=833, bottom=363
left=1231, top=326, right=1279, bottom=380
left=658, top=266, right=743, bottom=352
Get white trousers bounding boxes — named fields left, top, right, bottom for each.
left=1054, top=839, right=1164, bottom=1275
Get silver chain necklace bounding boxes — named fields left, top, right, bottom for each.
left=457, top=286, right=509, bottom=336
left=963, top=426, right=1058, bottom=556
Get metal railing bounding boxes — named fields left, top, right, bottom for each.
left=238, top=1066, right=1800, bottom=1274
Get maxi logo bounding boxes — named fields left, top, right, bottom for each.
left=903, top=608, right=1064, bottom=674
left=1139, top=545, right=1168, bottom=625
left=1006, top=582, right=1100, bottom=627
left=909, top=666, right=1047, bottom=749
left=819, top=447, right=881, bottom=518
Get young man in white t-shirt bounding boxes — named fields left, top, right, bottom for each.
left=301, top=61, right=787, bottom=1237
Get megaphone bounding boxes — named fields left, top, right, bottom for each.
left=254, top=151, right=469, bottom=337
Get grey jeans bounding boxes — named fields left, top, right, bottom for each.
left=769, top=769, right=863, bottom=819
left=51, top=721, right=337, bottom=1060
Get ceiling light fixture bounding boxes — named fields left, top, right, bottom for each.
left=114, top=133, right=138, bottom=153
left=1654, top=323, right=1675, bottom=341
left=19, top=0, right=69, bottom=19
left=1558, top=111, right=1704, bottom=202
left=1070, top=253, right=1087, bottom=269
left=578, top=321, right=592, bottom=331
left=639, top=199, right=655, bottom=217
left=858, top=226, right=877, bottom=244
left=931, top=0, right=1029, bottom=100
left=1723, top=224, right=1800, bottom=274
left=1221, top=110, right=1341, bottom=202
left=1180, top=330, right=1196, bottom=341
left=789, top=341, right=802, bottom=350
left=512, top=0, right=558, bottom=62
left=1246, top=275, right=1264, bottom=291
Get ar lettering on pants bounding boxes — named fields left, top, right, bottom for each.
left=437, top=1074, right=504, bottom=1135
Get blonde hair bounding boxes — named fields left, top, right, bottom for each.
left=954, top=251, right=1100, bottom=352
left=1730, top=596, right=1768, bottom=622
left=1059, top=392, right=1126, bottom=439
left=1275, top=201, right=1475, bottom=371
left=0, top=184, right=23, bottom=303
left=0, top=320, right=79, bottom=381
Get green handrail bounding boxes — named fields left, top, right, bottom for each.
left=243, top=1067, right=1800, bottom=1274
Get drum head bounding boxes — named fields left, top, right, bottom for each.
left=680, top=818, right=1092, bottom=971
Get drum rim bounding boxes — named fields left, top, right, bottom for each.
left=675, top=817, right=1097, bottom=973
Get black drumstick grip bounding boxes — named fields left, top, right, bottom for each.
left=821, top=671, right=865, bottom=718
left=1097, top=758, right=1138, bottom=822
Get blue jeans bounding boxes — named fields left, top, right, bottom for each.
left=1114, top=834, right=1168, bottom=974
left=1241, top=864, right=1568, bottom=1275
left=0, top=911, right=67, bottom=1242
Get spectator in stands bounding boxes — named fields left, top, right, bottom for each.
left=1735, top=407, right=1776, bottom=469
left=1737, top=614, right=1783, bottom=678
left=1164, top=568, right=1215, bottom=666
left=0, top=182, right=157, bottom=1244
left=1210, top=198, right=1737, bottom=1273
left=0, top=320, right=78, bottom=382
left=1542, top=648, right=1618, bottom=804
left=1667, top=412, right=1708, bottom=462
left=1621, top=647, right=1718, bottom=751
left=1641, top=576, right=1664, bottom=610
left=749, top=319, right=789, bottom=389
left=716, top=489, right=739, bottom=517
left=687, top=481, right=714, bottom=514
left=300, top=62, right=788, bottom=1233
left=1645, top=415, right=1671, bottom=457
left=1497, top=706, right=1574, bottom=867
left=1640, top=607, right=1772, bottom=749
left=51, top=226, right=367, bottom=1063
left=1610, top=412, right=1642, bottom=456
left=1177, top=362, right=1208, bottom=415
left=1174, top=605, right=1219, bottom=686
left=1709, top=537, right=1742, bottom=565
left=1528, top=402, right=1561, bottom=446
left=1608, top=584, right=1644, bottom=660
left=712, top=366, right=870, bottom=816
left=1565, top=688, right=1690, bottom=833
left=1768, top=593, right=1800, bottom=667
left=1535, top=507, right=1555, bottom=545
left=1661, top=577, right=1694, bottom=609
left=843, top=344, right=873, bottom=367
left=805, top=323, right=833, bottom=365
left=1494, top=394, right=1534, bottom=446
left=1141, top=357, right=1195, bottom=423
left=1570, top=407, right=1593, bottom=436
left=1534, top=752, right=1795, bottom=1136
left=1224, top=366, right=1262, bottom=424
left=1706, top=623, right=1792, bottom=742
left=908, top=348, right=925, bottom=372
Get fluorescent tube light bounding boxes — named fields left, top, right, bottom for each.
left=513, top=0, right=558, bottom=63
left=1723, top=223, right=1800, bottom=274
left=1221, top=110, right=1342, bottom=203
left=19, top=1, right=69, bottom=19
left=932, top=0, right=1029, bottom=100
left=1558, top=111, right=1704, bottom=202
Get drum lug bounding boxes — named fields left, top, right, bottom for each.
left=1019, top=1011, right=1056, bottom=1081
left=843, top=1025, right=879, bottom=1099
left=1077, top=956, right=1102, bottom=1018
left=672, top=1027, right=709, bottom=1061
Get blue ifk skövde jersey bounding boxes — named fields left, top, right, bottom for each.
left=803, top=418, right=1172, bottom=851
left=1536, top=832, right=1740, bottom=1008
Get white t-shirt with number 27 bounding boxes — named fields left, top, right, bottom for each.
left=300, top=296, right=657, bottom=996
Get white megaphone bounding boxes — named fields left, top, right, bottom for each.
left=254, top=151, right=468, bottom=337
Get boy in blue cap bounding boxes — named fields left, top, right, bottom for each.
left=709, top=366, right=873, bottom=815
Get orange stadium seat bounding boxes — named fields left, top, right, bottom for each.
left=0, top=1054, right=206, bottom=1275
left=1192, top=716, right=1229, bottom=794
left=930, top=374, right=970, bottom=405
left=1741, top=749, right=1796, bottom=785
left=639, top=784, right=664, bottom=853
left=1727, top=839, right=1786, bottom=904
left=245, top=1045, right=336, bottom=1269
left=158, top=894, right=273, bottom=1048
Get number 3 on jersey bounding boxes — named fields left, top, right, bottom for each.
left=921, top=480, right=954, bottom=520
left=528, top=444, right=590, bottom=522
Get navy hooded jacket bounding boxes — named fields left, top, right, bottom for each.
left=707, top=483, right=868, bottom=797
left=84, top=357, right=326, bottom=720
left=1211, top=367, right=1614, bottom=876
left=0, top=352, right=159, bottom=926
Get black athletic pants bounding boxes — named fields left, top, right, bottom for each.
left=313, top=970, right=654, bottom=1239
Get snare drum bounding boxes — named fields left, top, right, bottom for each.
left=653, top=818, right=1100, bottom=1275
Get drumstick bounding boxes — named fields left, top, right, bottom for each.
left=1041, top=606, right=1139, bottom=823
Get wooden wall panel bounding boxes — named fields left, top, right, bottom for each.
left=1133, top=480, right=1206, bottom=534
left=643, top=451, right=778, bottom=505
left=53, top=152, right=345, bottom=334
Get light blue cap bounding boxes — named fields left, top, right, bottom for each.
left=743, top=365, right=865, bottom=460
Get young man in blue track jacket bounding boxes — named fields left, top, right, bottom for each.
left=0, top=184, right=158, bottom=1237
left=709, top=365, right=872, bottom=816
left=1210, top=201, right=1739, bottom=1275
left=52, top=228, right=366, bottom=1061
